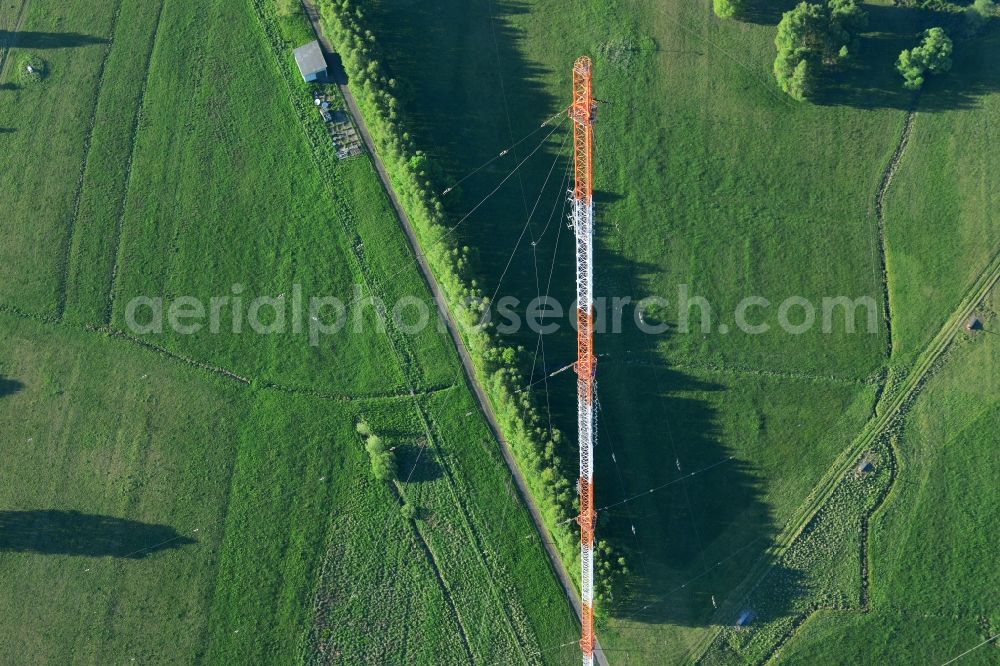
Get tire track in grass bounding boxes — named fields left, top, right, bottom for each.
left=419, top=406, right=535, bottom=663
left=104, top=0, right=168, bottom=326
left=387, top=472, right=477, bottom=664
left=61, top=0, right=167, bottom=324
left=54, top=0, right=128, bottom=319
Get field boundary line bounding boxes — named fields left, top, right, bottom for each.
left=1, top=300, right=451, bottom=401
left=98, top=326, right=456, bottom=401
left=103, top=0, right=168, bottom=326
left=55, top=0, right=128, bottom=319
left=300, top=3, right=601, bottom=661
left=619, top=352, right=871, bottom=386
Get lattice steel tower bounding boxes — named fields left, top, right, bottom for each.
left=569, top=55, right=597, bottom=666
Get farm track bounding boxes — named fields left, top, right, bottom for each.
left=0, top=0, right=31, bottom=81
left=694, top=250, right=1000, bottom=663
left=299, top=3, right=603, bottom=662
left=55, top=0, right=127, bottom=319
left=103, top=0, right=167, bottom=325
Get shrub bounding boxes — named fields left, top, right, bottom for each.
left=713, top=0, right=743, bottom=20
left=16, top=55, right=47, bottom=86
left=364, top=433, right=397, bottom=482
left=400, top=502, right=417, bottom=521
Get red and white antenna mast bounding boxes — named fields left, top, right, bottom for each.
left=569, top=55, right=597, bottom=666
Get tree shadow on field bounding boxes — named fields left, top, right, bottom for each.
left=0, top=376, right=23, bottom=397
left=810, top=6, right=1000, bottom=110
left=394, top=440, right=442, bottom=483
left=0, top=83, right=18, bottom=92
left=357, top=0, right=802, bottom=629
left=738, top=0, right=800, bottom=26
left=0, top=30, right=108, bottom=50
left=0, top=510, right=195, bottom=558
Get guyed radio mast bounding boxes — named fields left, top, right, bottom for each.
left=569, top=55, right=597, bottom=666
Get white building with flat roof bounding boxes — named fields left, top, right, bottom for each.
left=294, top=40, right=327, bottom=83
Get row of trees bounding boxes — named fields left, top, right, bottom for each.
left=320, top=0, right=629, bottom=609
left=773, top=0, right=868, bottom=101
left=716, top=0, right=993, bottom=99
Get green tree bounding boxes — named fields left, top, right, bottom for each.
left=365, top=434, right=397, bottom=482
left=774, top=3, right=828, bottom=94
left=896, top=49, right=924, bottom=90
left=897, top=28, right=953, bottom=90
left=920, top=27, right=953, bottom=74
left=713, top=0, right=743, bottom=19
left=774, top=0, right=868, bottom=96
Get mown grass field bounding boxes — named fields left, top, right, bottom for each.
left=0, top=0, right=578, bottom=661
left=348, top=0, right=999, bottom=661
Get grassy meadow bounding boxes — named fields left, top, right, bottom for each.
left=0, top=0, right=578, bottom=662
left=348, top=0, right=999, bottom=661
left=882, top=22, right=1000, bottom=367
left=773, top=294, right=999, bottom=665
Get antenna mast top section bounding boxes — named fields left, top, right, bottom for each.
left=570, top=56, right=595, bottom=206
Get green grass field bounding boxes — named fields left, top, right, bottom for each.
left=345, top=0, right=999, bottom=661
left=773, top=297, right=999, bottom=665
left=3, top=0, right=997, bottom=662
left=0, top=0, right=578, bottom=661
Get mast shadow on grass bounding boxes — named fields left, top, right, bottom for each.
left=0, top=510, right=195, bottom=558
left=356, top=0, right=800, bottom=629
